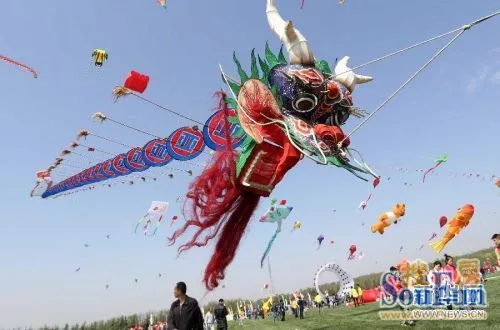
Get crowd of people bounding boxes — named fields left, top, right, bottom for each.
left=127, top=234, right=500, bottom=329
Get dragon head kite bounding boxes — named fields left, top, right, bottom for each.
left=170, top=0, right=375, bottom=291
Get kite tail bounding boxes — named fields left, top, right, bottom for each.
left=422, top=162, right=441, bottom=183
left=169, top=91, right=261, bottom=290
left=0, top=54, right=37, bottom=78
left=149, top=226, right=159, bottom=236
left=429, top=240, right=446, bottom=254
left=134, top=219, right=143, bottom=233
left=260, top=231, right=279, bottom=268
left=203, top=192, right=260, bottom=290
left=300, top=0, right=305, bottom=9
left=429, top=233, right=453, bottom=253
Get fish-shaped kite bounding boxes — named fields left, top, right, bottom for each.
left=429, top=204, right=474, bottom=253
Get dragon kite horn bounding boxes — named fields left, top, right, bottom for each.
left=266, top=0, right=315, bottom=66
left=334, top=56, right=373, bottom=92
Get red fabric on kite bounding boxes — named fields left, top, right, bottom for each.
left=439, top=216, right=447, bottom=228
left=124, top=71, right=150, bottom=93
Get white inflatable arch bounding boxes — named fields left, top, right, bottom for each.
left=314, top=263, right=354, bottom=298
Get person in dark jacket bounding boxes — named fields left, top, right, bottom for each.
left=213, top=299, right=229, bottom=330
left=297, top=297, right=305, bottom=319
left=279, top=299, right=286, bottom=321
left=167, top=282, right=204, bottom=330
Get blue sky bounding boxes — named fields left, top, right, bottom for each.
left=0, top=0, right=499, bottom=328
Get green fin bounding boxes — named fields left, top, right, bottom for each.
left=258, top=54, right=270, bottom=83
left=250, top=49, right=259, bottom=79
left=278, top=45, right=287, bottom=65
left=315, top=60, right=332, bottom=74
left=233, top=52, right=249, bottom=83
left=226, top=78, right=241, bottom=97
left=225, top=97, right=238, bottom=110
left=265, top=42, right=279, bottom=68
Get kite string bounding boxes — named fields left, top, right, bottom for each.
left=329, top=11, right=500, bottom=79
left=130, top=92, right=205, bottom=126
left=339, top=29, right=466, bottom=146
left=69, top=150, right=104, bottom=162
left=89, top=133, right=134, bottom=148
left=267, top=255, right=276, bottom=295
left=105, top=117, right=161, bottom=139
left=76, top=143, right=115, bottom=156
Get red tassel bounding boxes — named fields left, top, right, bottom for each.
left=203, top=192, right=259, bottom=289
left=168, top=91, right=260, bottom=290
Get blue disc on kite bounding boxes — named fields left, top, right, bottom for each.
left=100, top=159, right=117, bottom=180
left=142, top=138, right=173, bottom=167
left=203, top=109, right=246, bottom=151
left=92, top=163, right=106, bottom=182
left=166, top=127, right=205, bottom=161
left=123, top=147, right=150, bottom=172
left=111, top=154, right=132, bottom=176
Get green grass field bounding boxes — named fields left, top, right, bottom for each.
left=228, top=276, right=500, bottom=329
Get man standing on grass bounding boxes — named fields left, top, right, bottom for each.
left=213, top=299, right=229, bottom=330
left=297, top=296, right=305, bottom=319
left=167, top=282, right=204, bottom=330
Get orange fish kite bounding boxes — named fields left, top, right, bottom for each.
left=429, top=204, right=474, bottom=253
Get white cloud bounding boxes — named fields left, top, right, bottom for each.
left=466, top=65, right=490, bottom=94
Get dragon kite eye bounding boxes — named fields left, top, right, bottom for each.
left=292, top=94, right=317, bottom=113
